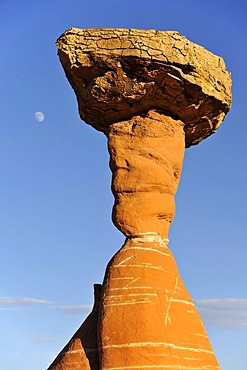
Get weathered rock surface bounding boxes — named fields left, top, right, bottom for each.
left=50, top=28, right=232, bottom=370
left=108, top=110, right=185, bottom=238
left=99, top=236, right=220, bottom=369
left=56, top=27, right=231, bottom=147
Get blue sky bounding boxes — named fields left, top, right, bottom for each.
left=0, top=1, right=246, bottom=369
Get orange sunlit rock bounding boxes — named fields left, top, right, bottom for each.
left=99, top=236, right=220, bottom=369
left=49, top=27, right=232, bottom=370
left=108, top=110, right=185, bottom=238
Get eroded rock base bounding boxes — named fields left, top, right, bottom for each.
left=48, top=238, right=220, bottom=370
left=99, top=236, right=220, bottom=369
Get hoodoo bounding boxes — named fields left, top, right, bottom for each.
left=49, top=28, right=232, bottom=370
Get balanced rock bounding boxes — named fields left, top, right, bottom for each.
left=56, top=28, right=231, bottom=147
left=49, top=28, right=232, bottom=370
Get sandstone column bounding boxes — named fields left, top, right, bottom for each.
left=51, top=28, right=232, bottom=370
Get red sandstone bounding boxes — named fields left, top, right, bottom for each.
left=48, top=28, right=232, bottom=370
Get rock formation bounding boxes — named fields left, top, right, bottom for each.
left=49, top=28, right=232, bottom=370
left=48, top=284, right=101, bottom=370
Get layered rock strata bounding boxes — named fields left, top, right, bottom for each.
left=108, top=110, right=185, bottom=238
left=49, top=28, right=232, bottom=370
left=99, top=236, right=219, bottom=369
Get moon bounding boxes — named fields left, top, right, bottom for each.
left=35, top=111, right=45, bottom=122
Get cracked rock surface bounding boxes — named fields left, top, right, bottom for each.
left=56, top=27, right=231, bottom=147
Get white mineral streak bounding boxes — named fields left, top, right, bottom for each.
left=60, top=348, right=98, bottom=354
left=123, top=246, right=171, bottom=257
left=104, top=301, right=154, bottom=307
left=129, top=232, right=169, bottom=247
left=165, top=275, right=179, bottom=325
left=103, top=366, right=219, bottom=370
left=111, top=277, right=134, bottom=280
left=105, top=293, right=159, bottom=299
left=170, top=299, right=195, bottom=306
left=60, top=349, right=86, bottom=355
left=108, top=286, right=161, bottom=290
left=102, top=342, right=214, bottom=354
left=114, top=264, right=166, bottom=271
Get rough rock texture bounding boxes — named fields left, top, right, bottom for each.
left=99, top=236, right=220, bottom=369
left=48, top=285, right=101, bottom=370
left=108, top=110, right=185, bottom=238
left=56, top=27, right=231, bottom=147
left=50, top=28, right=232, bottom=370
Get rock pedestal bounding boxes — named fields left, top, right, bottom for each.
left=49, top=28, right=232, bottom=369
left=99, top=237, right=219, bottom=369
